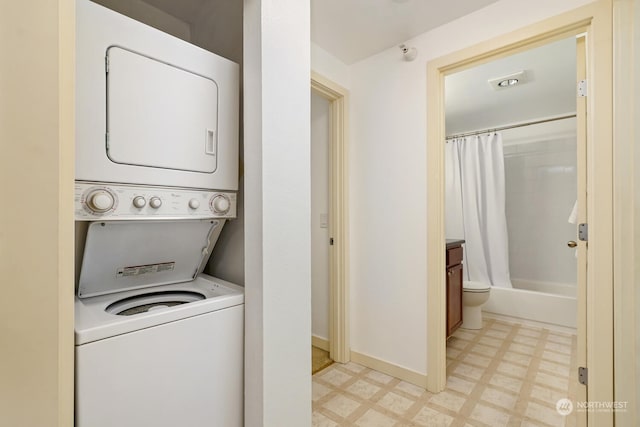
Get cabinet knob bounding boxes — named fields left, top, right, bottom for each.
left=567, top=240, right=577, bottom=248
left=447, top=271, right=453, bottom=277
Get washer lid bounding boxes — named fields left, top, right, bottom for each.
left=78, top=219, right=223, bottom=298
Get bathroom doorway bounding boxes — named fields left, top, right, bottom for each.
left=426, top=3, right=613, bottom=425
left=310, top=73, right=350, bottom=371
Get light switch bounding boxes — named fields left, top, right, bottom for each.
left=320, top=213, right=328, bottom=228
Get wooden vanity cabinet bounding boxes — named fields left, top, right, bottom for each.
left=446, top=242, right=464, bottom=338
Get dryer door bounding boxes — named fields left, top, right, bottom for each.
left=106, top=46, right=219, bottom=173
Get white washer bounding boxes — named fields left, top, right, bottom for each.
left=74, top=220, right=243, bottom=427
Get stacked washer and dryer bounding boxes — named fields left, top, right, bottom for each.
left=74, top=1, right=243, bottom=426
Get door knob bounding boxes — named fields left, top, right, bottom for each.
left=567, top=240, right=577, bottom=248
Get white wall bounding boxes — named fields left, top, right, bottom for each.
left=311, top=93, right=330, bottom=340
left=503, top=119, right=577, bottom=286
left=243, top=0, right=311, bottom=425
left=347, top=0, right=595, bottom=376
left=312, top=42, right=351, bottom=88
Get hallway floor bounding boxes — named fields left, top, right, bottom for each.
left=312, top=318, right=577, bottom=426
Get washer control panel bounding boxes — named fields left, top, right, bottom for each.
left=75, top=182, right=237, bottom=220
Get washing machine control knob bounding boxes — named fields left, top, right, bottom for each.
left=188, top=198, right=200, bottom=209
left=149, top=197, right=162, bottom=209
left=132, top=196, right=146, bottom=208
left=87, top=190, right=115, bottom=212
left=211, top=195, right=230, bottom=214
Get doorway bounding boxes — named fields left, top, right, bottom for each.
left=310, top=73, right=350, bottom=368
left=425, top=2, right=613, bottom=426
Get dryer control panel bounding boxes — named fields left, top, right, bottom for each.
left=74, top=182, right=237, bottom=220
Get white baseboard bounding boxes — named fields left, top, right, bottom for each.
left=350, top=351, right=427, bottom=389
left=312, top=335, right=330, bottom=351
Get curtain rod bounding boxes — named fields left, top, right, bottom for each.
left=445, top=113, right=577, bottom=141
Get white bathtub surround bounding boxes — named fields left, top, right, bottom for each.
left=482, top=279, right=577, bottom=328
left=445, top=133, right=512, bottom=288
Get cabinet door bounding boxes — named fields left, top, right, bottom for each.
left=446, top=263, right=463, bottom=337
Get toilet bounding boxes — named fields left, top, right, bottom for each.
left=462, top=281, right=491, bottom=330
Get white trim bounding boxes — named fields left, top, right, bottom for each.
left=350, top=351, right=427, bottom=388
left=426, top=3, right=614, bottom=426
left=311, top=72, right=351, bottom=363
left=612, top=1, right=638, bottom=425
left=312, top=335, right=330, bottom=352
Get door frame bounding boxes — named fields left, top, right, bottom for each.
left=425, top=1, right=613, bottom=425
left=311, top=72, right=350, bottom=363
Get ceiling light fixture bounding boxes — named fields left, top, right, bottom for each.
left=498, top=78, right=519, bottom=87
left=488, top=71, right=529, bottom=90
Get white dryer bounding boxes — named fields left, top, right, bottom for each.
left=76, top=0, right=239, bottom=190
left=74, top=219, right=244, bottom=427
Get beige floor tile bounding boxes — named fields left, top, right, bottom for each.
left=485, top=329, right=509, bottom=339
left=509, top=342, right=536, bottom=355
left=490, top=322, right=513, bottom=332
left=469, top=403, right=511, bottom=427
left=544, top=341, right=572, bottom=355
left=463, top=353, right=493, bottom=368
left=502, top=351, right=533, bottom=366
left=481, top=336, right=504, bottom=348
left=312, top=317, right=577, bottom=427
left=346, top=379, right=381, bottom=400
left=396, top=380, right=426, bottom=397
left=312, top=381, right=333, bottom=402
left=497, top=361, right=528, bottom=378
left=538, top=360, right=570, bottom=376
left=525, top=401, right=565, bottom=426
left=453, top=362, right=485, bottom=381
left=365, top=370, right=394, bottom=385
left=512, top=335, right=539, bottom=347
left=446, top=375, right=476, bottom=395
left=322, top=394, right=361, bottom=418
left=470, top=343, right=500, bottom=357
left=342, top=362, right=366, bottom=373
left=312, top=412, right=339, bottom=427
left=535, top=371, right=569, bottom=391
left=518, top=327, right=543, bottom=338
left=488, top=373, right=523, bottom=393
left=428, top=390, right=467, bottom=412
left=541, top=350, right=571, bottom=365
left=354, top=409, right=397, bottom=427
left=412, top=407, right=454, bottom=427
left=318, top=368, right=354, bottom=387
left=530, top=384, right=569, bottom=406
left=377, top=391, right=414, bottom=415
left=480, top=386, right=518, bottom=410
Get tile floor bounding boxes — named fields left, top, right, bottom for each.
left=312, top=317, right=578, bottom=426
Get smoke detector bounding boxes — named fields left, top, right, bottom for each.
left=488, top=71, right=529, bottom=90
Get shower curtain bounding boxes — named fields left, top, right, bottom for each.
left=445, top=133, right=512, bottom=288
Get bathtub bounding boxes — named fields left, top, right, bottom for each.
left=482, top=278, right=577, bottom=328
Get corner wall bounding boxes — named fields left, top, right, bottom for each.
left=347, top=0, right=596, bottom=376
left=244, top=0, right=311, bottom=425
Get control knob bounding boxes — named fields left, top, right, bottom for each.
left=86, top=190, right=115, bottom=213
left=211, top=195, right=231, bottom=214
left=188, top=198, right=200, bottom=210
left=149, top=197, right=162, bottom=209
left=132, top=196, right=146, bottom=208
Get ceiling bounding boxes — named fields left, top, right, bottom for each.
left=311, top=0, right=500, bottom=64
left=144, top=0, right=501, bottom=65
left=445, top=36, right=577, bottom=136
